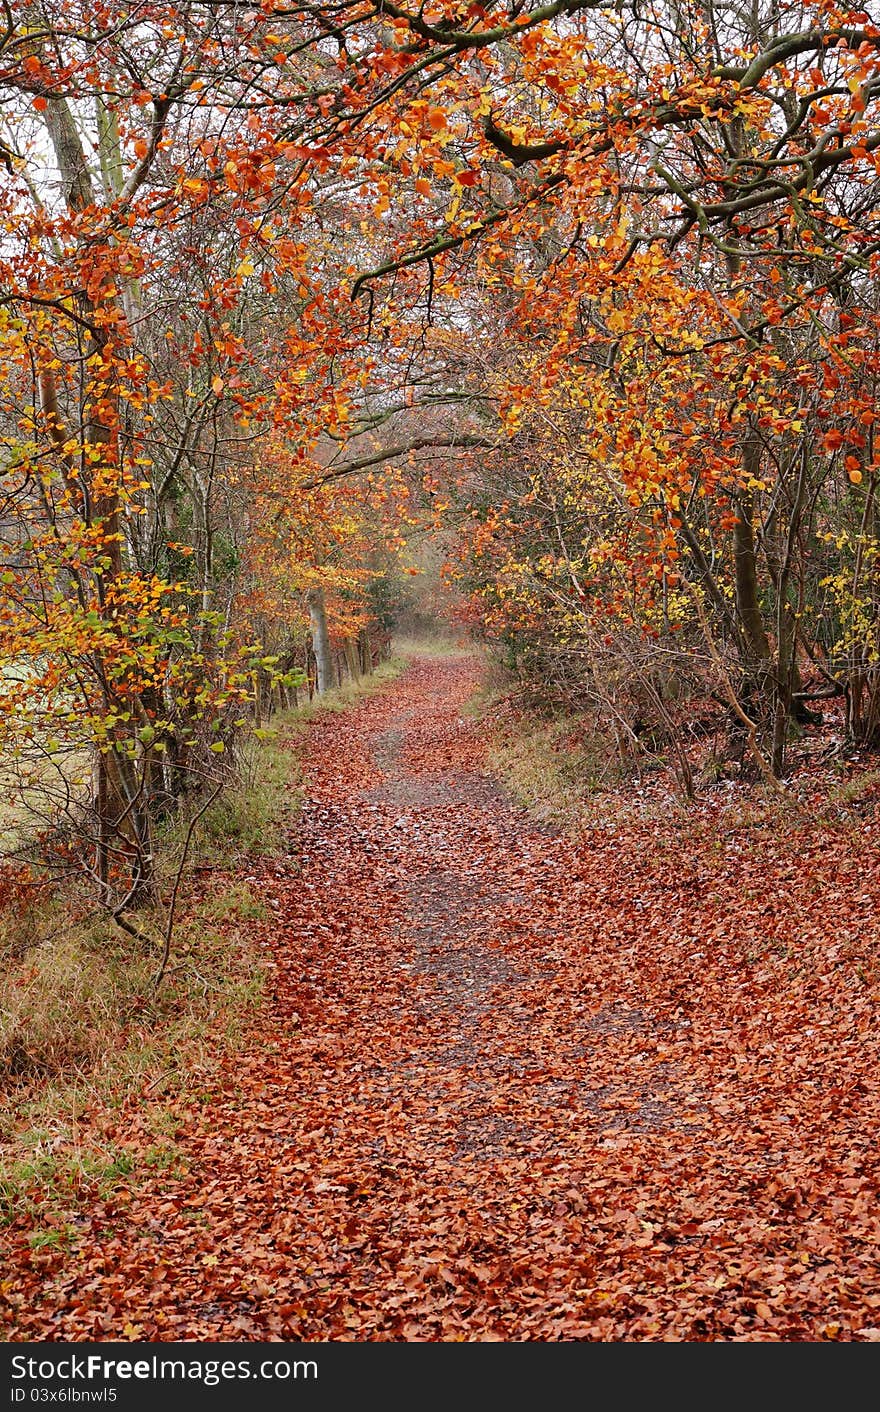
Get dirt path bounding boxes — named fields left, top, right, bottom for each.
left=7, top=655, right=880, bottom=1339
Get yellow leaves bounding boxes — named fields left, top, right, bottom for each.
left=235, top=257, right=255, bottom=280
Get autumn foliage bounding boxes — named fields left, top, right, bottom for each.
left=4, top=0, right=880, bottom=1345
left=2, top=0, right=880, bottom=875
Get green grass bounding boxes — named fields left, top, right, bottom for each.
left=826, top=769, right=880, bottom=808
left=191, top=656, right=405, bottom=863
left=0, top=901, right=266, bottom=1224
left=292, top=655, right=407, bottom=714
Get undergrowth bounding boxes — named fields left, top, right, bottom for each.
left=475, top=672, right=640, bottom=829
left=0, top=657, right=403, bottom=1231
left=478, top=671, right=879, bottom=844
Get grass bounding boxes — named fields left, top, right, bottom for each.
left=292, top=654, right=407, bottom=713
left=0, top=898, right=266, bottom=1228
left=484, top=701, right=631, bottom=829
left=826, top=768, right=880, bottom=809
left=393, top=633, right=474, bottom=659
left=0, top=746, right=91, bottom=852
left=0, top=655, right=404, bottom=1232
left=193, top=656, right=406, bottom=858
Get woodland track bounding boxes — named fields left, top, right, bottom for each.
left=5, top=655, right=880, bottom=1340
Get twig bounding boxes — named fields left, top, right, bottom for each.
left=154, top=782, right=222, bottom=991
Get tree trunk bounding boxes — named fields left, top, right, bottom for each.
left=733, top=489, right=771, bottom=666
left=307, top=589, right=334, bottom=694
left=358, top=627, right=373, bottom=675
left=343, top=637, right=360, bottom=682
left=39, top=86, right=151, bottom=896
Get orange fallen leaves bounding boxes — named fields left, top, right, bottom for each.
left=3, top=657, right=880, bottom=1341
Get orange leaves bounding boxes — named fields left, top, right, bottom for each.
left=845, top=457, right=863, bottom=484
left=180, top=176, right=209, bottom=199
left=427, top=107, right=447, bottom=131
left=8, top=656, right=880, bottom=1340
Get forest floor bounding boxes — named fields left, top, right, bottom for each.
left=4, top=652, right=880, bottom=1340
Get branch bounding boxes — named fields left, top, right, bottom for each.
left=154, top=782, right=222, bottom=990
left=483, top=114, right=567, bottom=166
left=351, top=175, right=565, bottom=299
left=301, top=434, right=497, bottom=490
left=371, top=0, right=606, bottom=52
left=119, top=96, right=172, bottom=205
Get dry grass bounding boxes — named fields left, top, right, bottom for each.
left=393, top=633, right=474, bottom=659
left=486, top=707, right=631, bottom=828
left=0, top=868, right=270, bottom=1228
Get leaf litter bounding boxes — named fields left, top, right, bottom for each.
left=3, top=655, right=880, bottom=1341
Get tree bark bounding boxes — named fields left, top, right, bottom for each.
left=343, top=637, right=360, bottom=682
left=733, top=473, right=771, bottom=666
left=358, top=627, right=373, bottom=675
left=307, top=588, right=334, bottom=694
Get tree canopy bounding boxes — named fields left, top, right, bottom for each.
left=3, top=0, right=880, bottom=911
